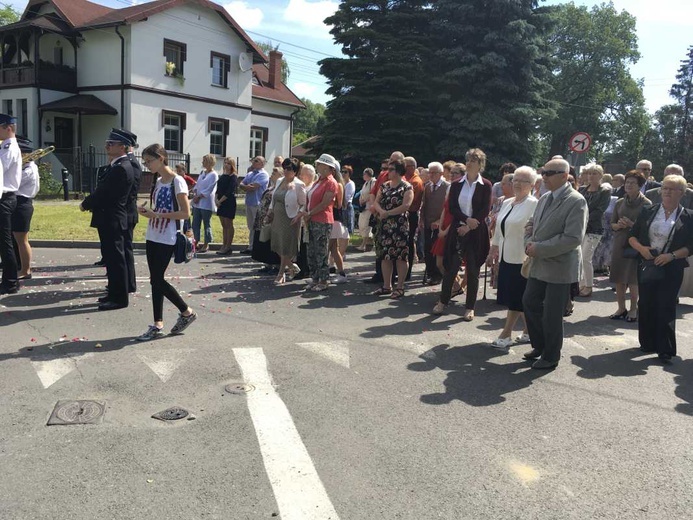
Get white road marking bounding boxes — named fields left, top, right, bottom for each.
left=136, top=348, right=195, bottom=382
left=31, top=353, right=94, bottom=388
left=232, top=348, right=340, bottom=520
left=296, top=341, right=350, bottom=368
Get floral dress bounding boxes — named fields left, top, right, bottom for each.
left=376, top=181, right=413, bottom=261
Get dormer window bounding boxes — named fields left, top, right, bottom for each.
left=210, top=52, right=230, bottom=88
left=164, top=39, right=186, bottom=77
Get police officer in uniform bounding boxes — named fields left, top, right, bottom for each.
left=92, top=164, right=110, bottom=267
left=125, top=143, right=142, bottom=294
left=0, top=114, right=22, bottom=295
left=80, top=129, right=137, bottom=310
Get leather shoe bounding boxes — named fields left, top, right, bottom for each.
left=97, top=295, right=113, bottom=304
left=523, top=348, right=541, bottom=360
left=94, top=259, right=106, bottom=267
left=0, top=285, right=19, bottom=295
left=532, top=359, right=558, bottom=370
left=98, top=301, right=128, bottom=311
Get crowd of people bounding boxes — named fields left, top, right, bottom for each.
left=2, top=118, right=693, bottom=367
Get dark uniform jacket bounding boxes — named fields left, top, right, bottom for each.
left=82, top=156, right=136, bottom=231
left=127, top=152, right=142, bottom=228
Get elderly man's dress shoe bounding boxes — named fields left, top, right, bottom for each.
left=532, top=359, right=558, bottom=370
left=98, top=301, right=128, bottom=311
left=523, top=348, right=542, bottom=360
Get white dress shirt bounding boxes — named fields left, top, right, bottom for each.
left=0, top=137, right=22, bottom=192
left=458, top=174, right=484, bottom=217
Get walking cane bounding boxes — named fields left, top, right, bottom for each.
left=482, top=262, right=488, bottom=300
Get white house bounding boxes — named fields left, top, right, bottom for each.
left=0, top=0, right=304, bottom=188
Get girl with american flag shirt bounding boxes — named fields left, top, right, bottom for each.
left=136, top=144, right=197, bottom=341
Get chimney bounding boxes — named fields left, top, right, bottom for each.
left=268, top=50, right=282, bottom=89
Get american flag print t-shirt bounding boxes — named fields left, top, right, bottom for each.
left=146, top=175, right=189, bottom=245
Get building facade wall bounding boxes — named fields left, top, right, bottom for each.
left=250, top=98, right=296, bottom=171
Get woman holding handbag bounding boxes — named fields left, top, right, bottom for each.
left=136, top=144, right=197, bottom=341
left=267, top=158, right=307, bottom=284
left=628, top=175, right=693, bottom=362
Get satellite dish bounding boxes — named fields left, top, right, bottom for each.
left=238, top=52, right=252, bottom=72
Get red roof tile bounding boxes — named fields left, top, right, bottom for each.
left=252, top=64, right=306, bottom=109
left=46, top=0, right=114, bottom=28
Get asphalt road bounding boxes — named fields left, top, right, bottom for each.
left=1, top=247, right=692, bottom=520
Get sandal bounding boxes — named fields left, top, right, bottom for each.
left=626, top=313, right=638, bottom=323
left=372, top=286, right=392, bottom=296
left=390, top=288, right=405, bottom=299
left=462, top=311, right=475, bottom=322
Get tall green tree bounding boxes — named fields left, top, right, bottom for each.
left=542, top=2, right=648, bottom=161
left=318, top=1, right=438, bottom=165
left=669, top=45, right=693, bottom=172
left=0, top=5, right=20, bottom=26
left=293, top=98, right=326, bottom=138
left=433, top=0, right=554, bottom=171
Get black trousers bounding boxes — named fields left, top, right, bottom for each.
left=125, top=225, right=136, bottom=293
left=522, top=277, right=571, bottom=363
left=146, top=241, right=188, bottom=322
left=638, top=263, right=684, bottom=356
left=440, top=243, right=482, bottom=309
left=0, top=192, right=18, bottom=289
left=423, top=226, right=441, bottom=281
left=102, top=226, right=129, bottom=305
left=406, top=212, right=418, bottom=280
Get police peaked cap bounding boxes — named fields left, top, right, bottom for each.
left=0, top=113, right=17, bottom=125
left=16, top=137, right=33, bottom=154
left=108, top=128, right=138, bottom=148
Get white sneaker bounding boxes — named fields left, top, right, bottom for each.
left=515, top=333, right=531, bottom=344
left=334, top=274, right=348, bottom=285
left=490, top=337, right=514, bottom=350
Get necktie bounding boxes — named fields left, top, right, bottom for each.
left=541, top=193, right=554, bottom=218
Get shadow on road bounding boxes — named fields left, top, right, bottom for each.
left=408, top=343, right=549, bottom=406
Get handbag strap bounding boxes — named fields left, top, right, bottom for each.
left=661, top=205, right=682, bottom=254
left=170, top=179, right=181, bottom=233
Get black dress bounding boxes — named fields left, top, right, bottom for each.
left=216, top=174, right=238, bottom=219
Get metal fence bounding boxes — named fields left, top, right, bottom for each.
left=61, top=146, right=191, bottom=194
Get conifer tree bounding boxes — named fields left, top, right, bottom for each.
left=432, top=0, right=554, bottom=170
left=319, top=1, right=438, bottom=165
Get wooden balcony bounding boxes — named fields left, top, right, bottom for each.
left=0, top=62, right=76, bottom=92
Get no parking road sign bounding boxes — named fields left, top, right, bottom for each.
left=569, top=132, right=592, bottom=153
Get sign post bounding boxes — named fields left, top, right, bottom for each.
left=567, top=132, right=592, bottom=172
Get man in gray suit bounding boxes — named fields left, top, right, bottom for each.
left=522, top=158, right=588, bottom=369
left=645, top=164, right=693, bottom=208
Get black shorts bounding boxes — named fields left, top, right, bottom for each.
left=12, top=196, right=34, bottom=233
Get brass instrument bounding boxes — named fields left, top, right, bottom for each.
left=22, top=146, right=55, bottom=165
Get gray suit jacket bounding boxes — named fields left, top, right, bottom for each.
left=645, top=186, right=693, bottom=209
left=524, top=183, right=588, bottom=284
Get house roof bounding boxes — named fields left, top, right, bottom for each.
left=20, top=0, right=267, bottom=64
left=39, top=94, right=118, bottom=115
left=252, top=64, right=306, bottom=109
left=292, top=136, right=319, bottom=158
left=0, top=13, right=74, bottom=35
left=22, top=0, right=112, bottom=28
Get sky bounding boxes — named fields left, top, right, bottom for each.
left=5, top=0, right=693, bottom=114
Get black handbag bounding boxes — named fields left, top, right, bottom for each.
left=170, top=180, right=194, bottom=264
left=639, top=259, right=665, bottom=283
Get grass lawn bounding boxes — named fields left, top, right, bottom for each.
left=31, top=198, right=251, bottom=245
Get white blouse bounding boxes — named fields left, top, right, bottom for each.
left=458, top=175, right=484, bottom=217
left=649, top=205, right=679, bottom=252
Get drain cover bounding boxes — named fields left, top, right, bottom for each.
left=47, top=400, right=106, bottom=426
left=152, top=406, right=190, bottom=422
left=225, top=383, right=254, bottom=395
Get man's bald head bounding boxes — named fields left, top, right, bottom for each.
left=390, top=151, right=405, bottom=162
left=544, top=159, right=569, bottom=173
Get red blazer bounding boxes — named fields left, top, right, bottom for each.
left=445, top=177, right=492, bottom=262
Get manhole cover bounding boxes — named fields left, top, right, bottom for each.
left=47, top=400, right=105, bottom=426
left=225, top=383, right=254, bottom=395
left=152, top=406, right=190, bottom=422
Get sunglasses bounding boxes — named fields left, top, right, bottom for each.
left=541, top=170, right=566, bottom=177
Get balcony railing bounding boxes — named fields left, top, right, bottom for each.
left=0, top=62, right=76, bottom=91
